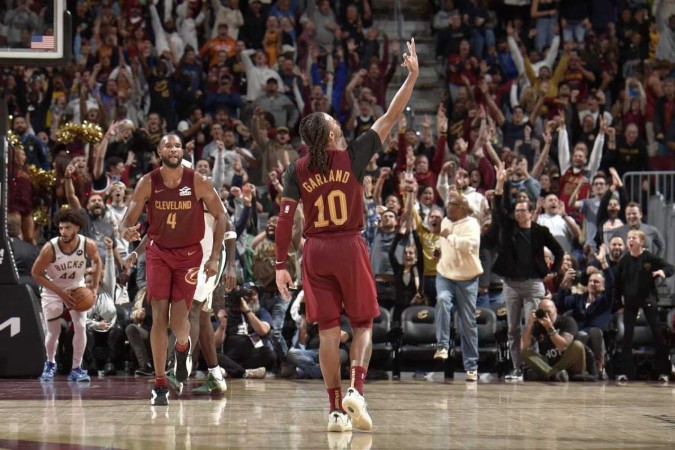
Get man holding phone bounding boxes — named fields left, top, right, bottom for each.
left=520, top=298, right=587, bottom=382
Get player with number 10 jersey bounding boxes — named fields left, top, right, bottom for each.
left=278, top=127, right=381, bottom=326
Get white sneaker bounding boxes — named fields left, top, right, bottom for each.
left=466, top=370, right=478, bottom=382
left=657, top=374, right=669, bottom=383
left=434, top=348, right=449, bottom=360
left=326, top=411, right=352, bottom=432
left=616, top=374, right=628, bottom=382
left=342, top=388, right=372, bottom=431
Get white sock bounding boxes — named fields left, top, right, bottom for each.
left=209, top=366, right=224, bottom=380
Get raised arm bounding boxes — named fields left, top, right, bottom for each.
left=531, top=132, right=551, bottom=179
left=587, top=117, right=606, bottom=176
left=370, top=38, right=419, bottom=143
left=93, top=123, right=116, bottom=179
left=557, top=117, right=571, bottom=174
left=63, top=163, right=82, bottom=211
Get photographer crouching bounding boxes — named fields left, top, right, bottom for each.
left=521, top=299, right=586, bottom=382
left=214, top=283, right=276, bottom=379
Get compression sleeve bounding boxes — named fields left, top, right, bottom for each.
left=275, top=198, right=298, bottom=270
left=275, top=163, right=301, bottom=270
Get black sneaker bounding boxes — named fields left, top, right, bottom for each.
left=173, top=337, right=192, bottom=383
left=151, top=386, right=169, bottom=405
left=135, top=364, right=155, bottom=377
left=505, top=368, right=523, bottom=381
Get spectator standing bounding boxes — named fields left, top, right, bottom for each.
left=614, top=230, right=674, bottom=382
left=493, top=162, right=564, bottom=380
left=432, top=193, right=483, bottom=383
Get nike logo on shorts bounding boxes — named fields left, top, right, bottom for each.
left=188, top=250, right=198, bottom=256
left=154, top=189, right=165, bottom=193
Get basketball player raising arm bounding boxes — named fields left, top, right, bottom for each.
left=273, top=38, right=418, bottom=433
left=275, top=38, right=419, bottom=298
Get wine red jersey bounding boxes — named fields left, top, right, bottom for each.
left=282, top=130, right=382, bottom=238
left=147, top=167, right=205, bottom=248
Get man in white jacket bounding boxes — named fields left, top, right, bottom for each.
left=432, top=193, right=483, bottom=382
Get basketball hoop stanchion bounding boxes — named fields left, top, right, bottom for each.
left=0, top=10, right=72, bottom=377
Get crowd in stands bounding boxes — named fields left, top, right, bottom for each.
left=3, top=0, right=675, bottom=381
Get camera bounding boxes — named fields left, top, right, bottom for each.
left=225, top=286, right=255, bottom=312
left=575, top=270, right=583, bottom=280
left=535, top=309, right=547, bottom=319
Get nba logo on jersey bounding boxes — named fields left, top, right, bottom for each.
left=179, top=186, right=192, bottom=197
left=284, top=205, right=290, bottom=214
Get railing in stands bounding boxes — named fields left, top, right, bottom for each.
left=622, top=171, right=675, bottom=297
left=621, top=171, right=675, bottom=210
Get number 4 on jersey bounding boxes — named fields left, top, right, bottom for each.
left=166, top=212, right=177, bottom=229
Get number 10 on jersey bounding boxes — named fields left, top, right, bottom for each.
left=313, top=189, right=348, bottom=228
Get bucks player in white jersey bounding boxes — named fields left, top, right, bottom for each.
left=32, top=209, right=103, bottom=382
left=188, top=207, right=235, bottom=395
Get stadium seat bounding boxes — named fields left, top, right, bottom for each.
left=450, top=307, right=499, bottom=375
left=370, top=307, right=393, bottom=372
left=393, top=305, right=450, bottom=378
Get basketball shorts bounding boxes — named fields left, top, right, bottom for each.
left=146, top=240, right=202, bottom=308
left=193, top=245, right=227, bottom=312
left=41, top=285, right=85, bottom=320
left=301, top=233, right=379, bottom=329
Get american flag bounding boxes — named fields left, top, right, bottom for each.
left=30, top=35, right=55, bottom=50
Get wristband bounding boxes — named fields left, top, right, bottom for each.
left=548, top=328, right=558, bottom=336
left=224, top=231, right=237, bottom=241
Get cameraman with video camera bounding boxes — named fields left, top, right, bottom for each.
left=521, top=299, right=587, bottom=382
left=214, top=282, right=276, bottom=379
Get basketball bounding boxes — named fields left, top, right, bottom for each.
left=70, top=287, right=95, bottom=311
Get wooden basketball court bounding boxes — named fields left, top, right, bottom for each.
left=0, top=375, right=673, bottom=449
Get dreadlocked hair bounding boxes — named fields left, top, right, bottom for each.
left=300, top=113, right=331, bottom=174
